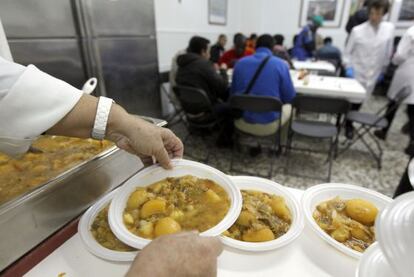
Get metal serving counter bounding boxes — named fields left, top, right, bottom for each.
left=0, top=117, right=166, bottom=271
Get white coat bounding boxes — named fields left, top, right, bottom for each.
left=344, top=21, right=395, bottom=97
left=387, top=25, right=414, bottom=104
left=0, top=18, right=82, bottom=156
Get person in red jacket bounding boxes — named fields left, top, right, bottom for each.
left=219, top=33, right=254, bottom=68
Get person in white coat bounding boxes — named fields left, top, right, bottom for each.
left=343, top=0, right=394, bottom=138
left=0, top=19, right=221, bottom=277
left=374, top=25, right=414, bottom=155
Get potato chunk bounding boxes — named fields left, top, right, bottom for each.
left=242, top=228, right=275, bottom=242
left=346, top=199, right=378, bottom=226
left=269, top=197, right=291, bottom=222
left=154, top=217, right=182, bottom=237
left=204, top=189, right=221, bottom=203
left=140, top=199, right=167, bottom=218
left=331, top=227, right=350, bottom=242
left=127, top=190, right=148, bottom=209
left=236, top=211, right=255, bottom=226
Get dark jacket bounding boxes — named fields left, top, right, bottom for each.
left=210, top=43, right=225, bottom=63
left=346, top=8, right=368, bottom=34
left=176, top=53, right=228, bottom=104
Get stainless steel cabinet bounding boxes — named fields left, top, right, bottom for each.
left=0, top=0, right=77, bottom=38
left=9, top=39, right=86, bottom=88
left=0, top=0, right=160, bottom=116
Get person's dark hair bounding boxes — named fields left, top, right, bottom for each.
left=218, top=34, right=226, bottom=40
left=233, top=33, right=246, bottom=47
left=249, top=33, right=258, bottom=40
left=323, top=37, right=333, bottom=44
left=255, top=34, right=275, bottom=50
left=368, top=0, right=390, bottom=15
left=363, top=0, right=372, bottom=7
left=187, top=36, right=210, bottom=55
left=273, top=34, right=285, bottom=46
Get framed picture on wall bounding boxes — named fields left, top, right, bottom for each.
left=208, top=0, right=227, bottom=25
left=299, top=0, right=345, bottom=28
left=389, top=0, right=414, bottom=28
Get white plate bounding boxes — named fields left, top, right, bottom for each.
left=78, top=188, right=138, bottom=261
left=220, top=176, right=304, bottom=252
left=109, top=159, right=242, bottom=249
left=376, top=191, right=414, bottom=277
left=301, top=183, right=393, bottom=259
left=356, top=243, right=397, bottom=277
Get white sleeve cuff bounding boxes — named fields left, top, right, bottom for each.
left=0, top=65, right=83, bottom=139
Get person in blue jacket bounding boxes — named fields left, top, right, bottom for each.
left=231, top=34, right=296, bottom=149
left=292, top=15, right=324, bottom=61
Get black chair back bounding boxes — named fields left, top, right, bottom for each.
left=229, top=95, right=283, bottom=113
left=293, top=95, right=349, bottom=114
left=173, top=85, right=213, bottom=115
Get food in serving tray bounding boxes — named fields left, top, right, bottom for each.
left=223, top=190, right=292, bottom=242
left=91, top=205, right=135, bottom=251
left=123, top=175, right=230, bottom=239
left=0, top=136, right=113, bottom=205
left=313, top=196, right=378, bottom=252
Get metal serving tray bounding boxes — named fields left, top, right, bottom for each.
left=0, top=117, right=166, bottom=271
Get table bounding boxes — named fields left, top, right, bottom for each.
left=292, top=60, right=336, bottom=74
left=25, top=188, right=358, bottom=277
left=290, top=70, right=366, bottom=103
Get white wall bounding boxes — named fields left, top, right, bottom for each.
left=155, top=0, right=410, bottom=72
left=155, top=0, right=242, bottom=72
left=259, top=0, right=351, bottom=50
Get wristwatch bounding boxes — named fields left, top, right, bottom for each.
left=91, top=96, right=114, bottom=140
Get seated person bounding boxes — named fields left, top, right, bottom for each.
left=246, top=33, right=258, bottom=53
left=219, top=33, right=254, bottom=68
left=231, top=34, right=296, bottom=139
left=273, top=34, right=293, bottom=68
left=176, top=36, right=228, bottom=122
left=315, top=37, right=342, bottom=68
left=210, top=34, right=227, bottom=65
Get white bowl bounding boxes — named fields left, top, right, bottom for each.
left=220, top=176, right=304, bottom=252
left=301, top=183, right=393, bottom=259
left=78, top=188, right=138, bottom=261
left=356, top=243, right=397, bottom=277
left=109, top=159, right=242, bottom=249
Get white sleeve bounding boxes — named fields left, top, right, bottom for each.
left=0, top=57, right=82, bottom=155
left=392, top=27, right=414, bottom=65
left=343, top=29, right=356, bottom=68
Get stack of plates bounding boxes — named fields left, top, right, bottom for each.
left=357, top=191, right=414, bottom=277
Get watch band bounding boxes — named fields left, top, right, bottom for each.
left=92, top=96, right=114, bottom=140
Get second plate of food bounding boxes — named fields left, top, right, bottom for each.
left=301, top=183, right=393, bottom=259
left=221, top=176, right=303, bottom=252
left=109, top=159, right=242, bottom=249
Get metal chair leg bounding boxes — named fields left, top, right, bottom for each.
left=327, top=137, right=334, bottom=182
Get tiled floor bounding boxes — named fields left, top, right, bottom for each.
left=169, top=95, right=410, bottom=197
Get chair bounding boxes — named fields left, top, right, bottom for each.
left=339, top=86, right=412, bottom=169
left=159, top=71, right=184, bottom=127
left=286, top=95, right=350, bottom=182
left=229, top=94, right=283, bottom=178
left=173, top=85, right=219, bottom=163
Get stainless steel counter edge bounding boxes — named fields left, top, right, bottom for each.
left=0, top=117, right=167, bottom=271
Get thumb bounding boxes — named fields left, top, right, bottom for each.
left=154, top=146, right=172, bottom=169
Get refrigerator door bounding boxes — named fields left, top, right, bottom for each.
left=97, top=37, right=160, bottom=116
left=84, top=0, right=155, bottom=36
left=0, top=0, right=77, bottom=38
left=8, top=39, right=86, bottom=88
